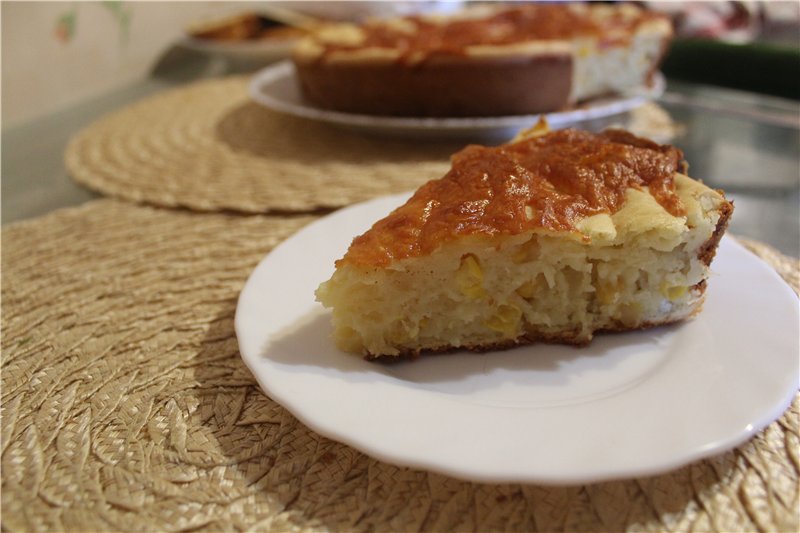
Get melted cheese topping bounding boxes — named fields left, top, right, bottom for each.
left=308, top=4, right=666, bottom=62
left=340, top=129, right=685, bottom=267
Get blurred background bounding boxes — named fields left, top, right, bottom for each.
left=3, top=1, right=458, bottom=127
left=4, top=1, right=255, bottom=128
left=3, top=1, right=799, bottom=127
left=2, top=1, right=799, bottom=255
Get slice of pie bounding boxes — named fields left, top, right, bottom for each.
left=316, top=123, right=733, bottom=359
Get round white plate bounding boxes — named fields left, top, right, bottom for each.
left=235, top=193, right=799, bottom=485
left=249, top=61, right=666, bottom=140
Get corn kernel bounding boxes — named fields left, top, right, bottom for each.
left=512, top=237, right=540, bottom=264
left=485, top=305, right=522, bottom=336
left=596, top=279, right=623, bottom=305
left=660, top=283, right=687, bottom=301
left=515, top=276, right=541, bottom=299
left=619, top=301, right=644, bottom=324
left=455, top=254, right=486, bottom=299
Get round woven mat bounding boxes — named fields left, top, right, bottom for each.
left=2, top=200, right=798, bottom=532
left=64, top=77, right=461, bottom=214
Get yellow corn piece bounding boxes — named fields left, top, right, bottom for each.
left=515, top=277, right=540, bottom=299
left=485, top=304, right=522, bottom=336
left=512, top=237, right=540, bottom=264
left=455, top=254, right=486, bottom=299
left=660, top=283, right=688, bottom=301
left=596, top=278, right=623, bottom=306
left=619, top=301, right=645, bottom=324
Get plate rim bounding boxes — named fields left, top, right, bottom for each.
left=235, top=192, right=799, bottom=485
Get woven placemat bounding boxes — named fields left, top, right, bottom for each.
left=2, top=200, right=798, bottom=532
left=64, top=76, right=461, bottom=214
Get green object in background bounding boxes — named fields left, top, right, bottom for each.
left=662, top=38, right=800, bottom=101
left=54, top=9, right=77, bottom=43
left=52, top=2, right=132, bottom=47
left=102, top=0, right=132, bottom=45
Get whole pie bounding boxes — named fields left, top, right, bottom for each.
left=293, top=3, right=672, bottom=116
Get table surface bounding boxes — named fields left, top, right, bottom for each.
left=2, top=49, right=798, bottom=533
left=3, top=51, right=799, bottom=257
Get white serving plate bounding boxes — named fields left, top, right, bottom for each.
left=235, top=192, right=799, bottom=484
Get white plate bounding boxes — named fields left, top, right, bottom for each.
left=249, top=61, right=666, bottom=140
left=235, top=193, right=799, bottom=485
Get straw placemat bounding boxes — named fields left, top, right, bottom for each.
left=64, top=76, right=461, bottom=214
left=2, top=200, right=798, bottom=532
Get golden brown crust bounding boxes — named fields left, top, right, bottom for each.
left=698, top=196, right=734, bottom=266
left=365, top=310, right=703, bottom=361
left=366, top=329, right=588, bottom=362
left=340, top=129, right=684, bottom=268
